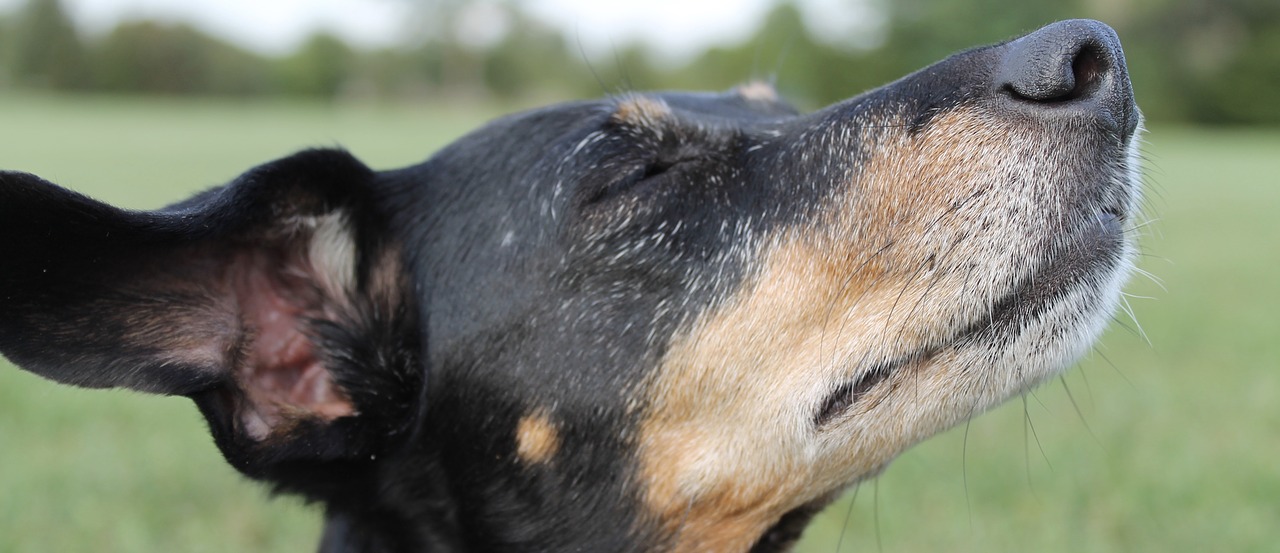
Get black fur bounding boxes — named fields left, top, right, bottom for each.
left=0, top=20, right=1138, bottom=552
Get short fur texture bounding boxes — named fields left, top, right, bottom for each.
left=0, top=19, right=1140, bottom=552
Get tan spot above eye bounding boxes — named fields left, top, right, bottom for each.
left=515, top=411, right=560, bottom=465
left=612, top=96, right=672, bottom=127
left=735, top=81, right=778, bottom=102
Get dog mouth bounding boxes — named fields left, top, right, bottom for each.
left=818, top=206, right=1129, bottom=427
left=956, top=207, right=1127, bottom=346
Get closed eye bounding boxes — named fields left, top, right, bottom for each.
left=813, top=363, right=895, bottom=427
left=642, top=157, right=680, bottom=179
left=581, top=157, right=688, bottom=206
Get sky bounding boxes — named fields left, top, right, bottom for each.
left=0, top=0, right=880, bottom=60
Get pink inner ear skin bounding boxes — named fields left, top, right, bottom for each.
left=235, top=253, right=355, bottom=440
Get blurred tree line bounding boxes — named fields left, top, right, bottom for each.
left=0, top=0, right=1277, bottom=124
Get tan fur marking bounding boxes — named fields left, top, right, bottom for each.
left=638, top=238, right=949, bottom=551
left=516, top=411, right=560, bottom=465
left=613, top=96, right=672, bottom=128
left=735, top=81, right=778, bottom=102
left=637, top=108, right=1056, bottom=551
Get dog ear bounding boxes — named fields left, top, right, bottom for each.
left=0, top=149, right=421, bottom=481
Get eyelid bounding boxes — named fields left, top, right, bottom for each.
left=813, top=360, right=901, bottom=427
left=579, top=161, right=662, bottom=207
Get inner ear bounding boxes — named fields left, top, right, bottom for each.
left=226, top=213, right=360, bottom=440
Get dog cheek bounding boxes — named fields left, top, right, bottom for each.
left=627, top=108, right=1044, bottom=550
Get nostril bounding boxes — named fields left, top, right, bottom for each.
left=1067, top=46, right=1104, bottom=101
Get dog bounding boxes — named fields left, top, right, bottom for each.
left=0, top=19, right=1140, bottom=553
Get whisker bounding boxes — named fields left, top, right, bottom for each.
left=835, top=484, right=862, bottom=553
left=878, top=186, right=990, bottom=404
left=962, top=413, right=975, bottom=532
left=1093, top=348, right=1135, bottom=389
left=1107, top=316, right=1144, bottom=341
left=609, top=40, right=633, bottom=92
left=1029, top=388, right=1050, bottom=413
left=1024, top=397, right=1052, bottom=473
left=574, top=27, right=613, bottom=97
left=873, top=478, right=884, bottom=553
left=1076, top=356, right=1097, bottom=408
left=1130, top=267, right=1167, bottom=291
left=1060, top=375, right=1104, bottom=448
left=1022, top=395, right=1037, bottom=497
left=1117, top=295, right=1152, bottom=348
left=1124, top=217, right=1162, bottom=232
left=821, top=239, right=898, bottom=374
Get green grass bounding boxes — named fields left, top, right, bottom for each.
left=1, top=94, right=1277, bottom=552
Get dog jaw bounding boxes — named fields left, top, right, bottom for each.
left=633, top=97, right=1140, bottom=550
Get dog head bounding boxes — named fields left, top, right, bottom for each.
left=0, top=19, right=1140, bottom=552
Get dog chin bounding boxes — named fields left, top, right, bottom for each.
left=967, top=221, right=1134, bottom=411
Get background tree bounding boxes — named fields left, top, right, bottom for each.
left=278, top=33, right=354, bottom=99
left=881, top=0, right=1082, bottom=70
left=8, top=0, right=88, bottom=89
left=0, top=0, right=1277, bottom=124
left=92, top=21, right=268, bottom=95
left=1123, top=0, right=1280, bottom=124
left=480, top=8, right=581, bottom=100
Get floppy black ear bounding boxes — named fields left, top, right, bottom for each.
left=0, top=149, right=421, bottom=483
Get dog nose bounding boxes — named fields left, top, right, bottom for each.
left=997, top=19, right=1137, bottom=135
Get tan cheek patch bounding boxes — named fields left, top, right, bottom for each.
left=636, top=238, right=950, bottom=552
left=516, top=411, right=560, bottom=465
left=634, top=108, right=1022, bottom=551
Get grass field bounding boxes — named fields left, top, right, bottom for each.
left=1, top=94, right=1277, bottom=552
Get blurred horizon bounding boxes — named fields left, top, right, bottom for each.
left=0, top=0, right=875, bottom=60
left=0, top=0, right=1277, bottom=124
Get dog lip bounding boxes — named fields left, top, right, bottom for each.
left=823, top=210, right=1125, bottom=411
left=956, top=209, right=1125, bottom=344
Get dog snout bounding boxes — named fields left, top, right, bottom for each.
left=997, top=19, right=1137, bottom=135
